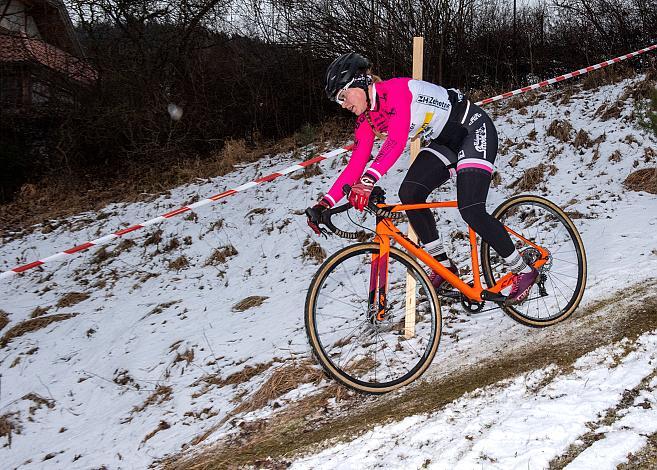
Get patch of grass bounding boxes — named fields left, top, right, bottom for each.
left=573, top=129, right=592, bottom=149
left=624, top=167, right=657, bottom=194
left=619, top=432, right=657, bottom=469
left=508, top=163, right=557, bottom=192
left=145, top=300, right=181, bottom=317
left=546, top=119, right=573, bottom=143
left=144, top=229, right=163, bottom=246
left=609, top=150, right=622, bottom=163
left=168, top=255, right=189, bottom=271
left=0, top=412, right=22, bottom=446
left=302, top=239, right=326, bottom=264
left=192, top=360, right=279, bottom=399
left=56, top=292, right=89, bottom=308
left=0, top=313, right=78, bottom=348
left=600, top=102, right=622, bottom=121
left=549, top=368, right=657, bottom=469
left=0, top=310, right=8, bottom=332
left=29, top=306, right=50, bottom=318
left=232, top=296, right=268, bottom=312
left=22, top=393, right=55, bottom=414
left=132, top=386, right=173, bottom=414
left=290, top=164, right=323, bottom=180
left=91, top=246, right=113, bottom=265
left=173, top=349, right=195, bottom=366
left=231, top=360, right=325, bottom=416
left=204, top=245, right=238, bottom=266
left=636, top=87, right=657, bottom=137
left=141, top=420, right=170, bottom=445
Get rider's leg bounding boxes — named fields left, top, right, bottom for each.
left=398, top=150, right=450, bottom=245
left=399, top=150, right=458, bottom=287
left=456, top=105, right=538, bottom=302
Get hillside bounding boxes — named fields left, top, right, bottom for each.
left=1, top=72, right=657, bottom=469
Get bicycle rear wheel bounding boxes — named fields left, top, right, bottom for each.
left=305, top=243, right=441, bottom=393
left=481, top=195, right=587, bottom=327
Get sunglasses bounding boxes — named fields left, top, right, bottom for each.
left=334, top=78, right=355, bottom=105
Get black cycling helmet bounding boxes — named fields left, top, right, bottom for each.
left=325, top=52, right=372, bottom=101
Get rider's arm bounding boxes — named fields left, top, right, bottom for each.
left=322, top=115, right=376, bottom=206
left=361, top=83, right=412, bottom=183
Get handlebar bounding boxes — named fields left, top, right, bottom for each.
left=305, top=185, right=405, bottom=240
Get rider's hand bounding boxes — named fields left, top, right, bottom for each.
left=348, top=175, right=375, bottom=211
left=307, top=198, right=331, bottom=235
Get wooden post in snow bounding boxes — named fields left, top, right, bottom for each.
left=404, top=37, right=424, bottom=339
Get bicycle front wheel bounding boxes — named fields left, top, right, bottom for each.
left=305, top=243, right=442, bottom=393
left=481, top=195, right=587, bottom=327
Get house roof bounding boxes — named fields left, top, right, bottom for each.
left=0, top=34, right=97, bottom=84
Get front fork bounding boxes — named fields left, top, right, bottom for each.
left=368, top=236, right=390, bottom=323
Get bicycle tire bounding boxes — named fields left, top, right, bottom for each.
left=305, top=243, right=442, bottom=393
left=480, top=195, right=587, bottom=327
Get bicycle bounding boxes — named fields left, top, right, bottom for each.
left=304, top=186, right=587, bottom=393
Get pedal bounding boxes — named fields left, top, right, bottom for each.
left=481, top=290, right=507, bottom=303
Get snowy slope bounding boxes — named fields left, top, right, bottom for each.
left=1, top=73, right=657, bottom=469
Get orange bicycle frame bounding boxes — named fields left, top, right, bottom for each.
left=371, top=201, right=549, bottom=303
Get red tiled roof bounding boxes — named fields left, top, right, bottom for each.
left=0, top=34, right=97, bottom=84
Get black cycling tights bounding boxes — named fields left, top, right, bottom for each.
left=398, top=152, right=515, bottom=258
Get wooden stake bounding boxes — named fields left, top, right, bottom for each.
left=405, top=37, right=424, bottom=339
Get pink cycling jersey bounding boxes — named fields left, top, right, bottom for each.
left=323, top=78, right=454, bottom=206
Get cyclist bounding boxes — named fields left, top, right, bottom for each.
left=306, top=52, right=538, bottom=304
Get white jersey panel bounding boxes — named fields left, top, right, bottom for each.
left=407, top=80, right=452, bottom=141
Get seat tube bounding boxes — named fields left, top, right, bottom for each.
left=469, top=227, right=483, bottom=291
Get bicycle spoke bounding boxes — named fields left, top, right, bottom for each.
left=309, top=246, right=440, bottom=390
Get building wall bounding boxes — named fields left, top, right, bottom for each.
left=1, top=1, right=43, bottom=38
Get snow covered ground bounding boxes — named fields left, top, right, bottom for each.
left=1, top=73, right=657, bottom=469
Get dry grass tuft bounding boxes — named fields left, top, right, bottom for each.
left=573, top=129, right=592, bottom=149
left=174, top=349, right=195, bottom=366
left=546, top=119, right=573, bottom=142
left=91, top=246, right=113, bottom=265
left=600, top=102, right=622, bottom=121
left=205, top=245, right=238, bottom=266
left=0, top=412, right=22, bottom=446
left=144, top=229, right=164, bottom=246
left=609, top=150, right=622, bottom=163
left=509, top=164, right=558, bottom=192
left=30, top=306, right=50, bottom=319
left=56, top=292, right=89, bottom=308
left=168, top=256, right=189, bottom=271
left=0, top=310, right=8, bottom=332
left=192, top=361, right=277, bottom=399
left=624, top=168, right=657, bottom=194
left=302, top=239, right=326, bottom=264
left=0, top=313, right=78, bottom=348
left=142, top=420, right=171, bottom=445
left=232, top=296, right=268, bottom=312
left=291, top=164, right=323, bottom=180
left=132, top=386, right=173, bottom=414
left=22, top=393, right=55, bottom=414
left=145, top=300, right=180, bottom=317
left=232, top=360, right=324, bottom=416
left=582, top=65, right=634, bottom=90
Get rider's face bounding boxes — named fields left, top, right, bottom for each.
left=338, top=87, right=367, bottom=116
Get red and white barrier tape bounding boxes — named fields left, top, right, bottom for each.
left=475, top=44, right=657, bottom=106
left=2, top=43, right=656, bottom=281
left=0, top=145, right=352, bottom=280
